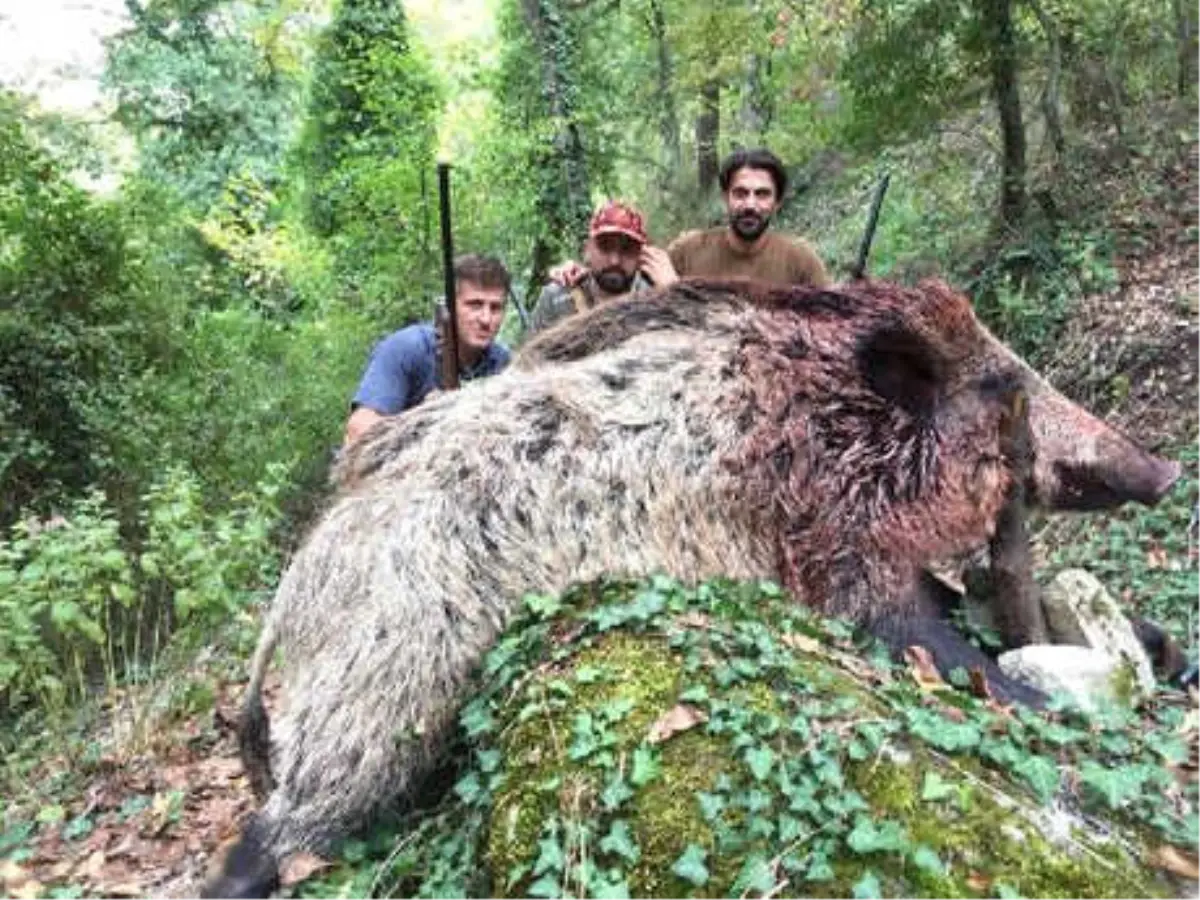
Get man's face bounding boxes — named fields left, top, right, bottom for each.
left=724, top=167, right=780, bottom=241
left=584, top=232, right=643, bottom=295
left=455, top=280, right=506, bottom=352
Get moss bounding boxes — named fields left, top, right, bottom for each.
left=847, top=749, right=1172, bottom=898
left=411, top=577, right=1188, bottom=899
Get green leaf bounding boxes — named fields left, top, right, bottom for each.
left=62, top=815, right=93, bottom=841
left=910, top=844, right=945, bottom=875
left=920, top=772, right=956, bottom=802
left=731, top=853, right=776, bottom=895
left=527, top=874, right=561, bottom=898
left=852, top=871, right=882, bottom=899
left=846, top=817, right=908, bottom=854
left=600, top=775, right=634, bottom=811
left=1013, top=754, right=1059, bottom=802
left=598, top=820, right=639, bottom=863
left=805, top=852, right=834, bottom=882
left=591, top=875, right=631, bottom=899
left=744, top=745, right=775, bottom=781
left=630, top=746, right=661, bottom=787
left=36, top=804, right=65, bottom=825
left=533, top=829, right=565, bottom=876
left=671, top=843, right=710, bottom=886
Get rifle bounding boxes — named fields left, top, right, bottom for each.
left=436, top=162, right=460, bottom=391
left=850, top=171, right=891, bottom=280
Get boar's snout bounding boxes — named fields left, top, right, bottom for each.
left=1026, top=385, right=1183, bottom=511
left=1048, top=447, right=1181, bottom=511
left=975, top=324, right=1184, bottom=512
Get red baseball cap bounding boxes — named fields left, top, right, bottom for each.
left=589, top=200, right=647, bottom=245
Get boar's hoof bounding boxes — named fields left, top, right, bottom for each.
left=200, top=818, right=280, bottom=899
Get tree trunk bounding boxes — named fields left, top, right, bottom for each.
left=979, top=0, right=1027, bottom=228
left=1173, top=0, right=1198, bottom=96
left=647, top=0, right=681, bottom=190
left=738, top=54, right=774, bottom=139
left=696, top=79, right=720, bottom=195
left=1027, top=0, right=1065, bottom=159
left=521, top=0, right=592, bottom=244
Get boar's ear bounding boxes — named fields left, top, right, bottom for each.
left=857, top=325, right=944, bottom=418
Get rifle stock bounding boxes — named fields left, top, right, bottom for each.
left=437, top=162, right=460, bottom=391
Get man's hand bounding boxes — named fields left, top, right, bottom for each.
left=548, top=260, right=588, bottom=287
left=639, top=246, right=679, bottom=287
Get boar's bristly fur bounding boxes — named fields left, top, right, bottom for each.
left=205, top=277, right=1126, bottom=897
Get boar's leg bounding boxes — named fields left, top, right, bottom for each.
left=988, top=389, right=1048, bottom=647
left=1131, top=616, right=1197, bottom=689
left=868, top=611, right=1049, bottom=708
left=200, top=814, right=279, bottom=899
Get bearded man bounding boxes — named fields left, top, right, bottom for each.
left=666, top=148, right=830, bottom=286
left=526, top=200, right=677, bottom=334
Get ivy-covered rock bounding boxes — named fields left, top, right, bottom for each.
left=298, top=576, right=1197, bottom=900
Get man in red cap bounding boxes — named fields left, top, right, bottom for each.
left=526, top=200, right=678, bottom=334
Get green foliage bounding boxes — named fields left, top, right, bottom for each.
left=0, top=94, right=160, bottom=523
left=295, top=576, right=1192, bottom=898
left=0, top=462, right=286, bottom=716
left=102, top=0, right=310, bottom=210
left=298, top=0, right=443, bottom=316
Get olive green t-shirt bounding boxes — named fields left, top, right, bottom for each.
left=666, top=228, right=831, bottom=287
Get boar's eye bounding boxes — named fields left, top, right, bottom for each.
left=976, top=371, right=1023, bottom=403
left=857, top=325, right=943, bottom=419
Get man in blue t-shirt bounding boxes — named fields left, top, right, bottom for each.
left=342, top=254, right=513, bottom=447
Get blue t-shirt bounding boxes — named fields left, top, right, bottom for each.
left=351, top=323, right=511, bottom=414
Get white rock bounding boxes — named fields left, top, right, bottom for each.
left=1040, top=568, right=1155, bottom=695
left=998, top=644, right=1148, bottom=712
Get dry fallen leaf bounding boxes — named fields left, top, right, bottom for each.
left=80, top=849, right=108, bottom=881
left=676, top=611, right=713, bottom=630
left=965, top=871, right=991, bottom=892
left=904, top=645, right=947, bottom=692
left=1146, top=546, right=1169, bottom=569
left=781, top=633, right=823, bottom=654
left=279, top=852, right=332, bottom=887
left=1150, top=845, right=1200, bottom=880
left=647, top=703, right=709, bottom=745
left=0, top=860, right=31, bottom=890
left=104, top=882, right=143, bottom=897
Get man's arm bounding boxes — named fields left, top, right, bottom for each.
left=792, top=237, right=832, bottom=287
left=525, top=283, right=574, bottom=336
left=342, top=328, right=422, bottom=447
left=344, top=406, right=385, bottom=447
left=665, top=230, right=699, bottom=276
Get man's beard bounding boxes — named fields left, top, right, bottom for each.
left=594, top=268, right=635, bottom=295
left=730, top=210, right=770, bottom=241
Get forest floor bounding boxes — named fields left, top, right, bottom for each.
left=1, top=142, right=1197, bottom=900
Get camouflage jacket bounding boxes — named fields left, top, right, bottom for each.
left=526, top=272, right=655, bottom=337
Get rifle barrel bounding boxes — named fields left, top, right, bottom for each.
left=437, top=162, right=460, bottom=390
left=852, top=172, right=891, bottom=280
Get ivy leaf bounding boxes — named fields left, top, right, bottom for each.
left=533, top=829, right=564, bottom=876
left=671, top=843, right=710, bottom=886
left=920, top=772, right=956, bottom=802
left=1013, top=754, right=1060, bottom=802
left=852, top=871, right=883, bottom=898
left=846, top=818, right=908, bottom=854
left=600, top=775, right=634, bottom=811
left=910, top=844, right=945, bottom=876
left=591, top=875, right=631, bottom=899
left=696, top=791, right=725, bottom=822
left=527, top=874, right=561, bottom=898
left=629, top=746, right=661, bottom=787
left=731, top=853, right=776, bottom=896
left=1078, top=760, right=1146, bottom=808
left=805, top=852, right=834, bottom=882
left=744, top=745, right=775, bottom=781
left=598, top=820, right=639, bottom=863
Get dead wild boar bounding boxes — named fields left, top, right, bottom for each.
left=202, top=277, right=1180, bottom=898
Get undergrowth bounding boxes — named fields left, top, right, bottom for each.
left=293, top=577, right=1196, bottom=899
